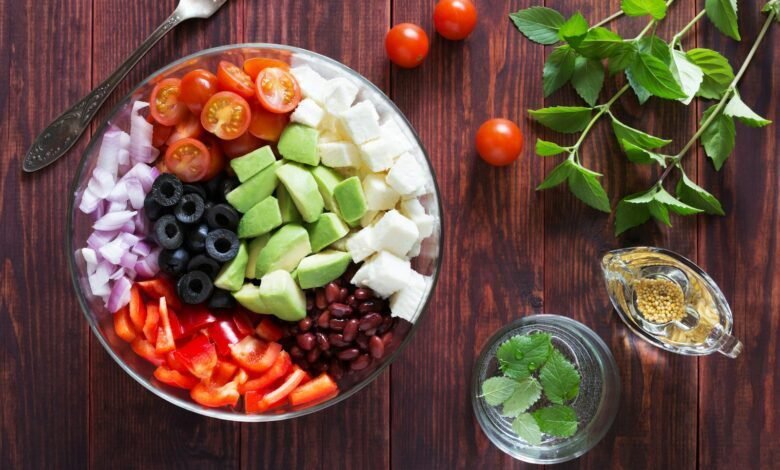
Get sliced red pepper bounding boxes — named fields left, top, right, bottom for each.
left=190, top=371, right=243, bottom=408
left=232, top=310, right=255, bottom=336
left=229, top=336, right=274, bottom=373
left=207, top=318, right=247, bottom=356
left=210, top=360, right=239, bottom=386
left=174, top=334, right=218, bottom=379
left=136, top=278, right=181, bottom=309
left=240, top=350, right=291, bottom=393
left=166, top=351, right=190, bottom=374
left=255, top=317, right=284, bottom=342
left=250, top=367, right=306, bottom=413
left=153, top=365, right=199, bottom=390
left=289, top=373, right=339, bottom=407
left=128, top=285, right=146, bottom=331
left=143, top=303, right=160, bottom=344
left=155, top=297, right=176, bottom=354
left=131, top=338, right=165, bottom=366
left=114, top=306, right=137, bottom=343
left=166, top=308, right=185, bottom=339
left=176, top=305, right=218, bottom=338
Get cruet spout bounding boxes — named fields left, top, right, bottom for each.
left=716, top=333, right=743, bottom=358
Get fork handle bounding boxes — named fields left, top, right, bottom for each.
left=23, top=10, right=185, bottom=172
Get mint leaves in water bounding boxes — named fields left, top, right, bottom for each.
left=480, top=333, right=581, bottom=444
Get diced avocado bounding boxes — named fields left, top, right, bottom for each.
left=245, top=234, right=270, bottom=279
left=230, top=146, right=276, bottom=183
left=226, top=160, right=283, bottom=213
left=256, top=224, right=312, bottom=277
left=333, top=176, right=368, bottom=223
left=233, top=283, right=269, bottom=314
left=278, top=123, right=319, bottom=166
left=276, top=163, right=324, bottom=223
left=214, top=242, right=249, bottom=292
left=259, top=270, right=306, bottom=321
left=297, top=250, right=352, bottom=289
left=277, top=184, right=302, bottom=223
left=237, top=196, right=282, bottom=238
left=307, top=213, right=350, bottom=252
left=310, top=165, right=344, bottom=212
left=329, top=231, right=353, bottom=251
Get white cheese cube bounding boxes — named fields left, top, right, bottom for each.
left=351, top=251, right=412, bottom=298
left=357, top=120, right=414, bottom=172
left=363, top=174, right=400, bottom=211
left=323, top=77, right=359, bottom=114
left=360, top=210, right=380, bottom=228
left=389, top=271, right=428, bottom=321
left=399, top=198, right=425, bottom=217
left=371, top=209, right=419, bottom=257
left=290, top=66, right=328, bottom=103
left=290, top=98, right=325, bottom=128
left=318, top=141, right=362, bottom=168
left=407, top=240, right=422, bottom=258
left=339, top=101, right=381, bottom=145
left=346, top=227, right=376, bottom=262
left=319, top=130, right=341, bottom=143
left=379, top=120, right=413, bottom=157
left=399, top=198, right=434, bottom=239
left=386, top=153, right=426, bottom=196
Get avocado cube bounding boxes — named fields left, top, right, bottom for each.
left=214, top=242, right=249, bottom=292
left=333, top=176, right=368, bottom=223
left=237, top=196, right=282, bottom=238
left=259, top=270, right=307, bottom=321
left=233, top=283, right=269, bottom=314
left=310, top=165, right=344, bottom=212
left=297, top=250, right=352, bottom=289
left=255, top=224, right=312, bottom=277
left=245, top=234, right=270, bottom=279
left=276, top=163, right=324, bottom=223
left=230, top=145, right=276, bottom=183
left=277, top=184, right=302, bottom=223
left=306, top=213, right=350, bottom=252
left=278, top=123, right=319, bottom=166
left=226, top=160, right=283, bottom=213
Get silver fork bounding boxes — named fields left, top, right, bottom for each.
left=23, top=0, right=228, bottom=172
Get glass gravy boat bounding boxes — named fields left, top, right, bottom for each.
left=601, top=247, right=742, bottom=358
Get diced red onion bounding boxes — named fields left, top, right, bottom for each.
left=125, top=178, right=145, bottom=209
left=78, top=187, right=102, bottom=214
left=93, top=210, right=137, bottom=231
left=86, top=230, right=118, bottom=250
left=86, top=167, right=116, bottom=199
left=117, top=232, right=141, bottom=247
left=107, top=200, right=127, bottom=213
left=99, top=237, right=127, bottom=264
left=79, top=248, right=99, bottom=274
left=121, top=163, right=158, bottom=192
left=131, top=240, right=153, bottom=257
left=106, top=276, right=133, bottom=312
left=96, top=127, right=123, bottom=178
left=107, top=180, right=128, bottom=203
left=88, top=261, right=113, bottom=297
left=120, top=251, right=139, bottom=270
left=119, top=219, right=135, bottom=233
left=109, top=266, right=126, bottom=281
left=130, top=101, right=155, bottom=164
left=132, top=212, right=148, bottom=236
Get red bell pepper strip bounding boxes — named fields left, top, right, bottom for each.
left=153, top=365, right=199, bottom=390
left=207, top=318, right=247, bottom=356
left=231, top=337, right=281, bottom=374
left=143, top=303, right=160, bottom=343
left=114, top=306, right=137, bottom=343
left=128, top=285, right=146, bottom=331
left=232, top=310, right=255, bottom=336
left=166, top=308, right=186, bottom=339
left=210, top=360, right=239, bottom=386
left=251, top=367, right=306, bottom=413
left=155, top=297, right=176, bottom=354
left=289, top=373, right=339, bottom=407
left=190, top=371, right=243, bottom=408
left=166, top=351, right=190, bottom=374
left=176, top=305, right=217, bottom=339
left=131, top=338, right=165, bottom=366
left=174, top=334, right=218, bottom=379
left=240, top=350, right=291, bottom=393
left=255, top=317, right=284, bottom=342
left=136, top=278, right=181, bottom=309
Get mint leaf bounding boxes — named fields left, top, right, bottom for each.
left=529, top=106, right=593, bottom=133
left=706, top=0, right=741, bottom=40
left=621, top=0, right=668, bottom=19
left=568, top=166, right=611, bottom=213
left=481, top=376, right=519, bottom=406
left=654, top=187, right=704, bottom=215
left=512, top=413, right=543, bottom=445
left=558, top=13, right=589, bottom=45
left=701, top=105, right=736, bottom=170
left=543, top=46, right=577, bottom=97
left=497, top=333, right=553, bottom=380
left=627, top=51, right=687, bottom=100
left=533, top=405, right=578, bottom=438
left=621, top=142, right=669, bottom=166
left=670, top=49, right=704, bottom=105
left=676, top=172, right=725, bottom=216
left=502, top=377, right=543, bottom=417
left=686, top=48, right=735, bottom=99
left=572, top=27, right=627, bottom=59
left=571, top=56, right=605, bottom=106
left=537, top=160, right=575, bottom=190
left=764, top=0, right=780, bottom=16
left=649, top=200, right=672, bottom=225
left=611, top=116, right=671, bottom=149
left=539, top=349, right=581, bottom=404
left=625, top=67, right=652, bottom=104
left=724, top=92, right=772, bottom=127
left=637, top=36, right=671, bottom=64
left=509, top=7, right=566, bottom=45
left=608, top=42, right=638, bottom=74
left=535, top=139, right=569, bottom=156
left=615, top=197, right=652, bottom=235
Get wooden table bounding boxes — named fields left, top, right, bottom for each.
left=2, top=0, right=778, bottom=468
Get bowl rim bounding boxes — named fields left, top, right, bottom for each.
left=67, top=43, right=444, bottom=422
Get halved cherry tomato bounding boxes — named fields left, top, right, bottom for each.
left=240, top=350, right=291, bottom=392
left=248, top=103, right=289, bottom=142
left=255, top=68, right=301, bottom=114
left=150, top=78, right=188, bottom=126
left=251, top=367, right=307, bottom=412
left=220, top=131, right=262, bottom=159
left=128, top=285, right=146, bottom=331
left=207, top=319, right=247, bottom=357
left=143, top=303, right=160, bottom=344
left=179, top=69, right=218, bottom=115
left=154, top=365, right=199, bottom=390
left=136, top=279, right=181, bottom=309
left=113, top=306, right=137, bottom=342
left=202, top=137, right=226, bottom=180
left=176, top=306, right=217, bottom=338
left=201, top=91, right=252, bottom=141
left=131, top=338, right=165, bottom=366
left=152, top=122, right=173, bottom=148
left=217, top=60, right=255, bottom=98
left=190, top=375, right=241, bottom=408
left=166, top=111, right=203, bottom=145
left=289, top=373, right=339, bottom=406
left=255, top=317, right=284, bottom=342
left=231, top=337, right=282, bottom=374
left=155, top=297, right=176, bottom=354
left=164, top=138, right=211, bottom=182
left=243, top=57, right=290, bottom=80
left=174, top=334, right=218, bottom=379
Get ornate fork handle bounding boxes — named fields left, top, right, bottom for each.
left=23, top=12, right=183, bottom=172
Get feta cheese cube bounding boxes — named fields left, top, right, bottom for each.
left=319, top=130, right=341, bottom=143
left=386, top=153, right=426, bottom=196
left=290, top=66, right=328, bottom=103
left=399, top=198, right=434, bottom=239
left=407, top=240, right=422, bottom=258
left=363, top=174, right=400, bottom=211
left=379, top=119, right=413, bottom=156
left=323, top=77, right=359, bottom=114
left=318, top=141, right=362, bottom=168
left=351, top=251, right=412, bottom=298
left=357, top=120, right=414, bottom=172
left=290, top=98, right=325, bottom=128
left=389, top=271, right=428, bottom=321
left=371, top=209, right=419, bottom=257
left=339, top=101, right=381, bottom=145
left=345, top=226, right=376, bottom=262
left=399, top=198, right=425, bottom=217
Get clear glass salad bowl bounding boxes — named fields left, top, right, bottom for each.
left=67, top=44, right=442, bottom=421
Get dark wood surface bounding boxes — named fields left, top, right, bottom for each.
left=1, top=0, right=778, bottom=468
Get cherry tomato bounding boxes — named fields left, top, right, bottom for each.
left=243, top=57, right=290, bottom=80
left=164, top=138, right=211, bottom=182
left=167, top=111, right=203, bottom=145
left=434, top=0, right=478, bottom=40
left=385, top=23, right=429, bottom=68
left=150, top=78, right=188, bottom=126
left=201, top=91, right=252, bottom=141
left=248, top=103, right=289, bottom=142
left=202, top=138, right=226, bottom=180
left=179, top=69, right=218, bottom=115
left=217, top=60, right=255, bottom=98
left=476, top=118, right=524, bottom=166
left=221, top=132, right=262, bottom=159
left=151, top=122, right=173, bottom=148
left=255, top=67, right=302, bottom=114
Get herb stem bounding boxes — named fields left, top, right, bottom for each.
left=634, top=0, right=676, bottom=40
left=670, top=10, right=706, bottom=47
left=593, top=9, right=625, bottom=28
left=571, top=85, right=631, bottom=156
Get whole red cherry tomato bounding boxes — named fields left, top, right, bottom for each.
left=476, top=118, right=524, bottom=166
left=385, top=23, right=429, bottom=69
left=434, top=0, right=478, bottom=40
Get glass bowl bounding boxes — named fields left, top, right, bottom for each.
left=67, top=44, right=443, bottom=421
left=471, top=315, right=620, bottom=464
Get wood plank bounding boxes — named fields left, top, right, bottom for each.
left=87, top=1, right=243, bottom=468
left=241, top=2, right=391, bottom=469
left=0, top=0, right=92, bottom=468
left=697, top=7, right=780, bottom=469
left=542, top=1, right=699, bottom=468
left=388, top=0, right=545, bottom=467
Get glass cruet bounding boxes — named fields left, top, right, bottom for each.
left=601, top=247, right=742, bottom=358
